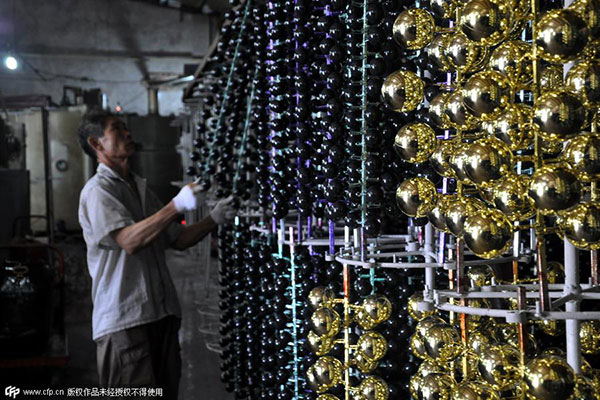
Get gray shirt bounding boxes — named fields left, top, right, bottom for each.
left=78, top=163, right=182, bottom=340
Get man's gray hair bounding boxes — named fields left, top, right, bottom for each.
left=77, top=110, right=115, bottom=160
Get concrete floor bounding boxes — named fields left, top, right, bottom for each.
left=2, top=237, right=231, bottom=400
left=169, top=248, right=232, bottom=400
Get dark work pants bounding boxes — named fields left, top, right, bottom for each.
left=96, top=316, right=181, bottom=400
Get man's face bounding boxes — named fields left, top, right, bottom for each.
left=96, top=118, right=135, bottom=160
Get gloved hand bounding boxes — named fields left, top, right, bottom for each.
left=172, top=183, right=206, bottom=212
left=210, top=196, right=237, bottom=224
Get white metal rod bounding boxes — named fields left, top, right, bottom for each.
left=560, top=0, right=581, bottom=364
left=564, top=240, right=582, bottom=372
left=436, top=302, right=600, bottom=320
left=513, top=224, right=520, bottom=258
left=424, top=222, right=435, bottom=299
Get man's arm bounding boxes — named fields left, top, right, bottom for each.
left=172, top=216, right=217, bottom=250
left=111, top=201, right=179, bottom=254
left=172, top=196, right=236, bottom=250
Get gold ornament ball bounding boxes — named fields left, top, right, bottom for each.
left=489, top=40, right=532, bottom=88
left=453, top=356, right=482, bottom=384
left=524, top=355, right=576, bottom=400
left=451, top=380, right=500, bottom=400
left=382, top=70, right=424, bottom=112
left=420, top=373, right=457, bottom=400
left=394, top=123, right=437, bottom=164
left=354, top=352, right=378, bottom=374
left=393, top=8, right=435, bottom=50
left=492, top=173, right=535, bottom=221
left=460, top=0, right=512, bottom=46
left=548, top=261, right=565, bottom=283
left=428, top=34, right=452, bottom=71
left=477, top=344, right=522, bottom=390
left=430, top=0, right=456, bottom=19
left=563, top=133, right=600, bottom=182
left=558, top=202, right=600, bottom=250
left=462, top=70, right=511, bottom=121
left=430, top=92, right=452, bottom=129
left=494, top=323, right=518, bottom=342
left=416, top=316, right=448, bottom=338
left=482, top=103, right=532, bottom=151
left=395, top=178, right=438, bottom=218
left=430, top=139, right=457, bottom=178
left=355, top=309, right=372, bottom=330
left=580, top=321, right=600, bottom=354
left=540, top=65, right=565, bottom=92
left=423, top=323, right=463, bottom=362
left=539, top=64, right=564, bottom=93
left=310, top=307, right=341, bottom=338
left=445, top=197, right=486, bottom=238
left=410, top=375, right=424, bottom=400
left=307, top=371, right=319, bottom=393
left=408, top=293, right=436, bottom=321
left=361, top=295, right=392, bottom=323
left=589, top=370, right=600, bottom=393
left=445, top=32, right=488, bottom=74
left=463, top=208, right=513, bottom=259
left=449, top=143, right=472, bottom=183
left=418, top=359, right=444, bottom=377
left=570, top=0, right=600, bottom=42
left=445, top=90, right=478, bottom=131
left=499, top=385, right=526, bottom=399
left=464, top=137, right=513, bottom=187
left=307, top=330, right=335, bottom=356
left=528, top=164, right=582, bottom=214
left=541, top=348, right=567, bottom=357
left=467, top=265, right=495, bottom=287
left=580, top=357, right=595, bottom=378
left=466, top=299, right=494, bottom=326
left=468, top=329, right=497, bottom=355
left=308, top=286, right=335, bottom=310
left=357, top=331, right=387, bottom=362
left=566, top=61, right=600, bottom=107
left=478, top=186, right=496, bottom=206
left=411, top=332, right=430, bottom=360
left=356, top=295, right=392, bottom=329
left=535, top=9, right=590, bottom=63
left=538, top=319, right=565, bottom=337
left=533, top=90, right=588, bottom=142
left=307, top=356, right=343, bottom=393
left=572, top=374, right=600, bottom=400
left=358, top=376, right=389, bottom=400
left=428, top=194, right=456, bottom=233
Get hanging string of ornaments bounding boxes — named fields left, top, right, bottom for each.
left=182, top=0, right=600, bottom=398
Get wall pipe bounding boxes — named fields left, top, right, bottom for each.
left=41, top=107, right=54, bottom=244
left=147, top=87, right=159, bottom=115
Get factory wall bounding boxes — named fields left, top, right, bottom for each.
left=0, top=0, right=213, bottom=115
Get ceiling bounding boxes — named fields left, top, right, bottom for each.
left=131, top=0, right=232, bottom=14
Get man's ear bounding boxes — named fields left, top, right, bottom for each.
left=88, top=136, right=102, bottom=153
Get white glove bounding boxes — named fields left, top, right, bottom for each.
left=210, top=196, right=237, bottom=224
left=172, top=183, right=206, bottom=212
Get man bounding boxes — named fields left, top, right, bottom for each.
left=77, top=110, right=234, bottom=399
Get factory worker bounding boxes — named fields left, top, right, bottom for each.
left=77, top=110, right=234, bottom=399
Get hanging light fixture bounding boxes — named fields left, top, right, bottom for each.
left=3, top=54, right=18, bottom=70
